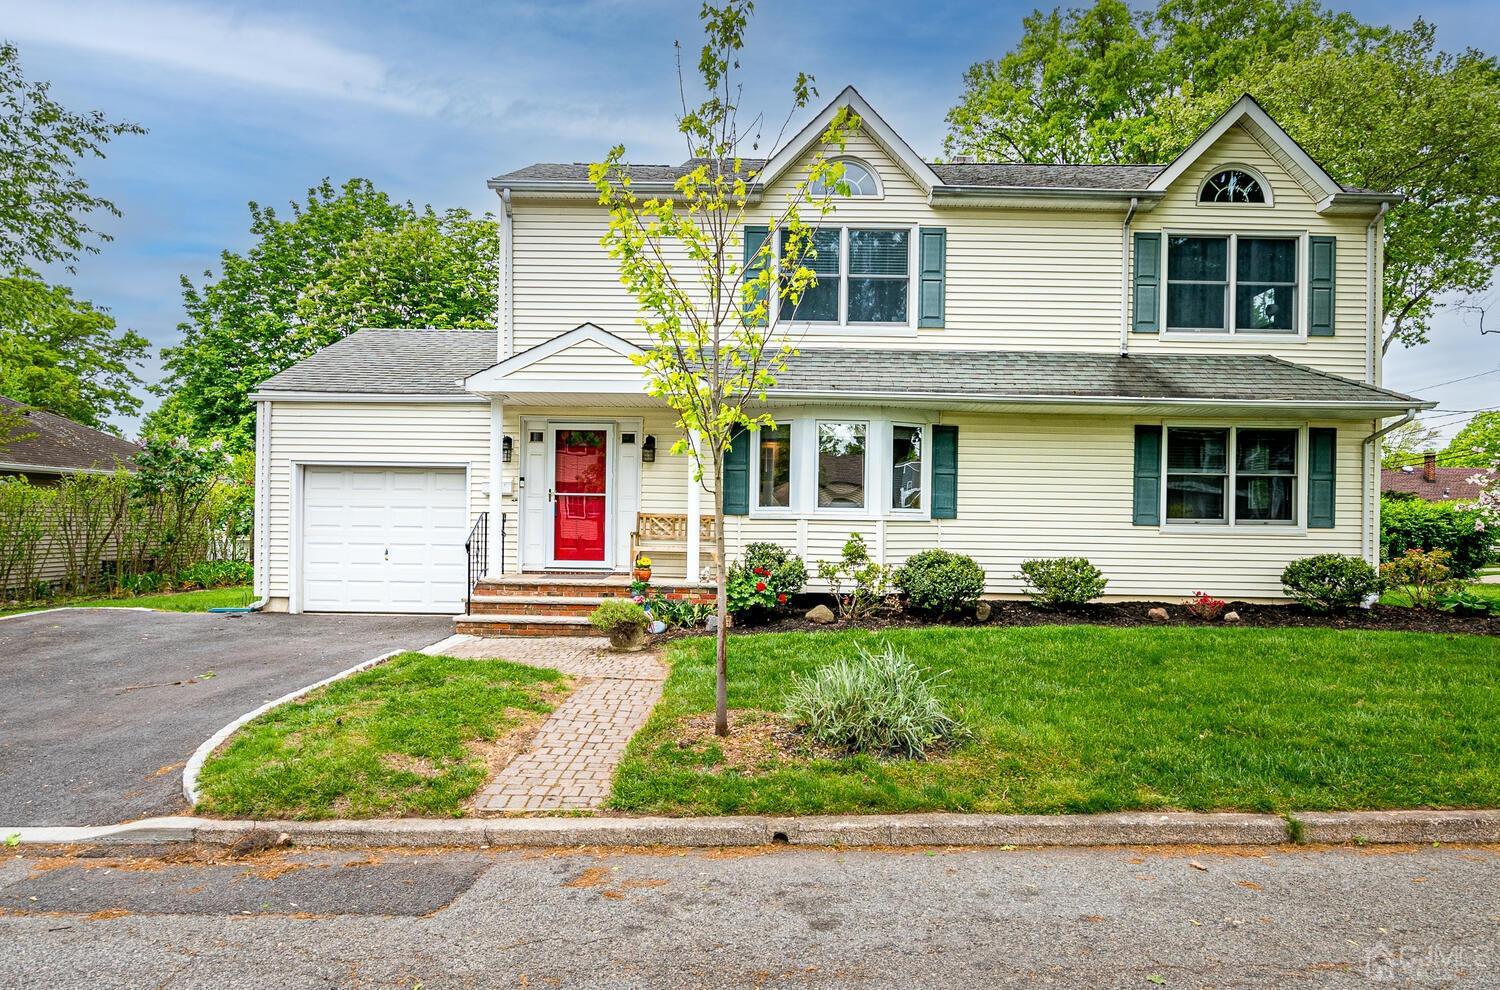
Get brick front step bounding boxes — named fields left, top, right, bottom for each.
left=467, top=595, right=603, bottom=617
left=453, top=613, right=603, bottom=638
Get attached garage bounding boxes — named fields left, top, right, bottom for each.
left=299, top=465, right=470, bottom=614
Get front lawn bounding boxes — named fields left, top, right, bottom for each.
left=0, top=585, right=255, bottom=617
left=611, top=626, right=1500, bottom=816
left=195, top=652, right=568, bottom=819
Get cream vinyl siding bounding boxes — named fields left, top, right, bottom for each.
left=262, top=401, right=490, bottom=602
left=506, top=127, right=1373, bottom=379
left=504, top=338, right=644, bottom=384
left=1129, top=126, right=1371, bottom=379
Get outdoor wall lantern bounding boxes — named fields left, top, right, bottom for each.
left=642, top=435, right=657, bottom=462
left=502, top=435, right=514, bottom=463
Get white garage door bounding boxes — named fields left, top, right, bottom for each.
left=301, top=466, right=468, bottom=613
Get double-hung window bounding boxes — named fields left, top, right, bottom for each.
left=780, top=227, right=910, bottom=326
left=1166, top=234, right=1298, bottom=334
left=1165, top=427, right=1297, bottom=525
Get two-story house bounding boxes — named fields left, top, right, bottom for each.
left=249, top=87, right=1433, bottom=628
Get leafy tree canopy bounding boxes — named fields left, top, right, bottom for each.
left=1441, top=411, right=1500, bottom=468
left=944, top=1, right=1500, bottom=352
left=158, top=179, right=497, bottom=449
left=0, top=277, right=148, bottom=431
left=1380, top=417, right=1442, bottom=470
left=0, top=42, right=145, bottom=277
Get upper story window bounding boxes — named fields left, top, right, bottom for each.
left=1200, top=168, right=1268, bottom=204
left=809, top=158, right=880, bottom=197
left=1166, top=234, right=1298, bottom=334
left=780, top=226, right=911, bottom=325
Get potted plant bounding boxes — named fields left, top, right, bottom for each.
left=633, top=554, right=653, bottom=583
left=589, top=599, right=650, bottom=651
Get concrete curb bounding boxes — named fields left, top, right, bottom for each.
left=181, top=633, right=467, bottom=806
left=8, top=809, right=1499, bottom=851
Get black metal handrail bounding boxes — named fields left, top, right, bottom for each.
left=464, top=512, right=488, bottom=615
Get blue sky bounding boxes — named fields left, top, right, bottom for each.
left=3, top=0, right=1498, bottom=437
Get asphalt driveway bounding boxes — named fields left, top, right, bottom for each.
left=0, top=609, right=454, bottom=827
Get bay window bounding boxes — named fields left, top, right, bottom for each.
left=780, top=226, right=912, bottom=326
left=817, top=421, right=867, bottom=508
left=748, top=418, right=931, bottom=517
left=891, top=424, right=923, bottom=510
left=756, top=423, right=793, bottom=509
left=1166, top=234, right=1298, bottom=334
left=1165, top=426, right=1298, bottom=525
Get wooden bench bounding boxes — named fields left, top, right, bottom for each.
left=630, top=513, right=719, bottom=567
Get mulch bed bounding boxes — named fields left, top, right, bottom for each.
left=694, top=597, right=1500, bottom=637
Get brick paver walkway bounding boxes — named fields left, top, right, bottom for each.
left=437, top=636, right=665, bottom=812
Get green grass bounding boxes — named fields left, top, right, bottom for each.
left=1380, top=581, right=1500, bottom=607
left=611, top=626, right=1500, bottom=817
left=195, top=651, right=567, bottom=819
left=0, top=584, right=255, bottom=617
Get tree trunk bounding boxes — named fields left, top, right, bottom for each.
left=714, top=455, right=730, bottom=738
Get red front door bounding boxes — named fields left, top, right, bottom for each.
left=552, top=428, right=608, bottom=564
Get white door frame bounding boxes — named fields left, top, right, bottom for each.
left=544, top=421, right=616, bottom=571
left=290, top=460, right=472, bottom=614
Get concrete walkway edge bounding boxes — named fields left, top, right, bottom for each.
left=8, top=809, right=1500, bottom=850
left=180, top=632, right=470, bottom=806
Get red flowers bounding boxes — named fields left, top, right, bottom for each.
left=755, top=581, right=767, bottom=592
left=777, top=593, right=788, bottom=603
left=753, top=566, right=770, bottom=577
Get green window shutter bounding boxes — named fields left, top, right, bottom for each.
left=1307, top=427, right=1337, bottom=528
left=722, top=426, right=750, bottom=516
left=1132, top=232, right=1161, bottom=334
left=1308, top=235, right=1336, bottom=336
left=918, top=227, right=946, bottom=328
left=931, top=424, right=958, bottom=518
left=1133, top=425, right=1162, bottom=525
left=742, top=225, right=770, bottom=326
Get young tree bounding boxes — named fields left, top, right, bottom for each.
left=591, top=0, right=858, bottom=736
left=0, top=42, right=145, bottom=277
left=159, top=179, right=496, bottom=449
left=944, top=3, right=1500, bottom=354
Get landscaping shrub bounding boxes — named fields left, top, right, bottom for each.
left=784, top=641, right=964, bottom=758
left=1380, top=549, right=1462, bottom=610
left=588, top=598, right=649, bottom=633
left=1280, top=554, right=1382, bottom=611
left=896, top=549, right=986, bottom=618
left=175, top=559, right=253, bottom=589
left=726, top=543, right=805, bottom=619
left=1380, top=495, right=1496, bottom=578
left=1017, top=557, right=1108, bottom=608
left=1439, top=588, right=1500, bottom=617
left=816, top=533, right=896, bottom=620
left=1184, top=591, right=1227, bottom=621
left=738, top=542, right=807, bottom=597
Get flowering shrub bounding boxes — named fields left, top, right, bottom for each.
left=1017, top=557, right=1108, bottom=608
left=1280, top=554, right=1382, bottom=612
left=726, top=542, right=806, bottom=618
left=1380, top=549, right=1462, bottom=610
left=1184, top=591, right=1227, bottom=621
left=896, top=549, right=985, bottom=617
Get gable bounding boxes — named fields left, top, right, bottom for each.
left=758, top=86, right=941, bottom=196
left=1154, top=123, right=1323, bottom=214
left=463, top=322, right=649, bottom=395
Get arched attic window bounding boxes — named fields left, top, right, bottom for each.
left=809, top=157, right=881, bottom=197
left=1199, top=167, right=1269, bottom=204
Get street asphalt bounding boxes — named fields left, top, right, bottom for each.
left=0, top=608, right=454, bottom=827
left=0, top=843, right=1493, bottom=988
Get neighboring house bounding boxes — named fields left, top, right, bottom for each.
left=1382, top=453, right=1487, bottom=502
left=250, top=88, right=1433, bottom=624
left=0, top=396, right=140, bottom=483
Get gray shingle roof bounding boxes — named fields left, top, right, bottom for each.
left=770, top=350, right=1422, bottom=406
left=0, top=396, right=141, bottom=474
left=255, top=329, right=498, bottom=395
left=253, top=330, right=1423, bottom=408
left=491, top=158, right=1379, bottom=194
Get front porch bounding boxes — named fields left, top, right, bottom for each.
left=456, top=571, right=716, bottom=638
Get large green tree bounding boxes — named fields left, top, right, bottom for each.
left=0, top=42, right=145, bottom=276
left=158, top=179, right=497, bottom=449
left=1442, top=412, right=1500, bottom=468
left=944, top=2, right=1500, bottom=353
left=0, top=277, right=148, bottom=430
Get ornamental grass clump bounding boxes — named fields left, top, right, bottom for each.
left=784, top=641, right=964, bottom=759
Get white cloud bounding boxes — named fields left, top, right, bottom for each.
left=1, top=0, right=433, bottom=113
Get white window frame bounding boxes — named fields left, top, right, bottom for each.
left=809, top=156, right=884, bottom=199
left=1196, top=163, right=1275, bottom=208
left=1160, top=423, right=1307, bottom=531
left=1161, top=229, right=1308, bottom=339
left=775, top=224, right=919, bottom=333
left=748, top=414, right=933, bottom=520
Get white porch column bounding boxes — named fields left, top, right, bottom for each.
left=488, top=397, right=505, bottom=577
left=685, top=431, right=702, bottom=583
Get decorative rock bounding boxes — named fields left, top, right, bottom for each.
left=975, top=601, right=993, bottom=622
left=1147, top=607, right=1169, bottom=622
left=806, top=604, right=836, bottom=624
left=1223, top=610, right=1242, bottom=624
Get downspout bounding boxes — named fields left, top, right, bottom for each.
left=1366, top=201, right=1388, bottom=386
left=500, top=187, right=514, bottom=360
left=212, top=399, right=271, bottom=613
left=1360, top=406, right=1416, bottom=566
left=1119, top=197, right=1139, bottom=357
